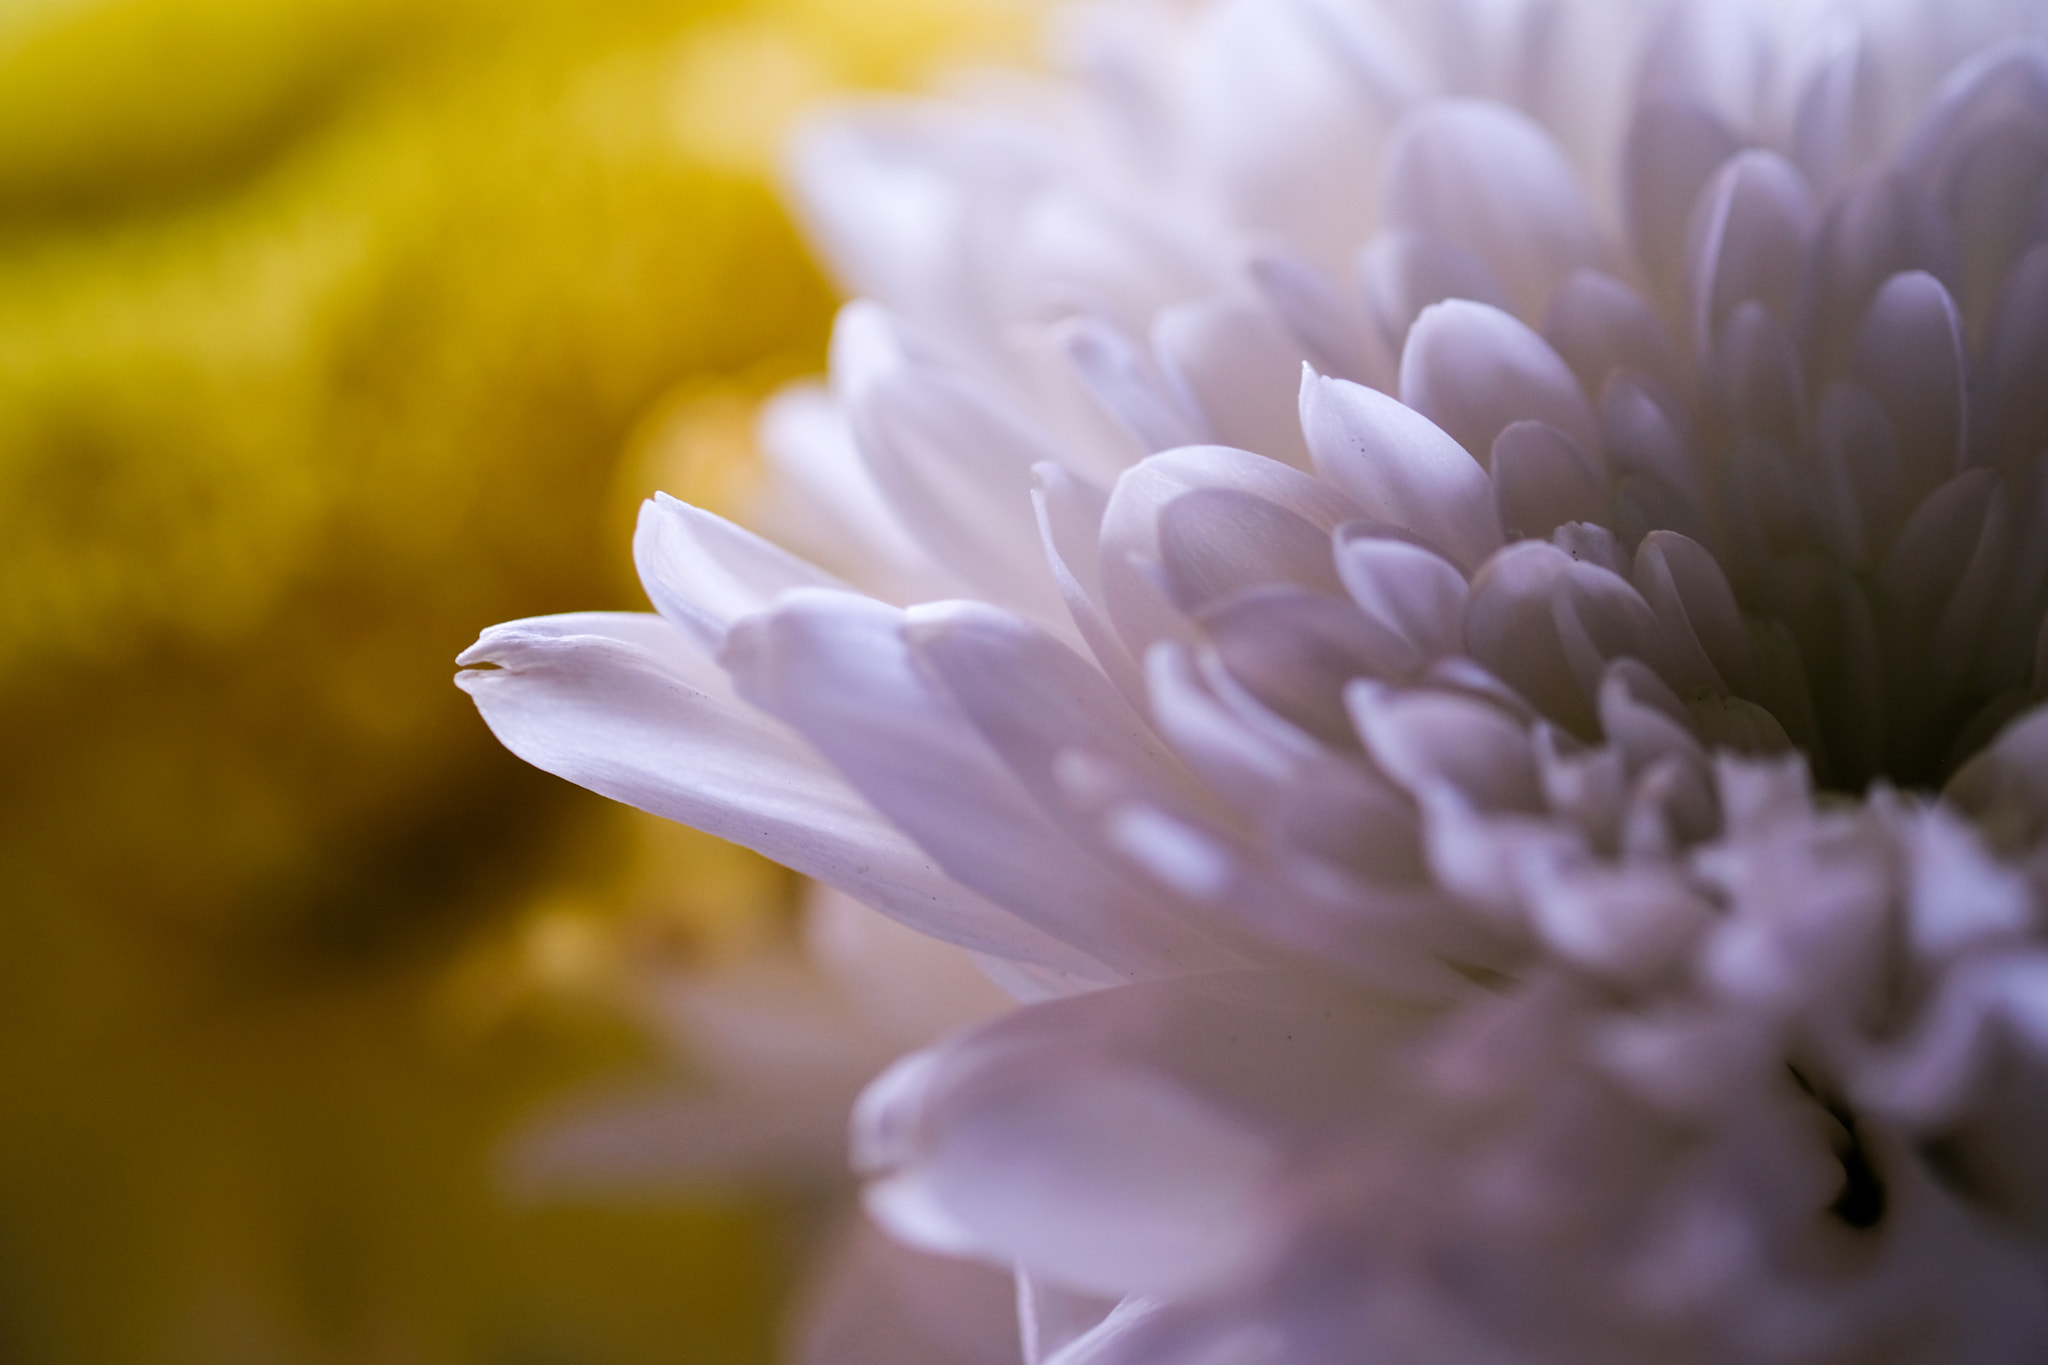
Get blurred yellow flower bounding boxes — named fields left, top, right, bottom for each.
left=0, top=0, right=1026, bottom=1360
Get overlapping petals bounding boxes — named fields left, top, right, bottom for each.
left=466, top=1, right=2048, bottom=1360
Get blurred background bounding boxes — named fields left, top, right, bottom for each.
left=0, top=0, right=1022, bottom=1359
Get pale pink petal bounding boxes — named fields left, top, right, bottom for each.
left=1153, top=296, right=1316, bottom=470
left=458, top=612, right=1075, bottom=966
left=1686, top=149, right=1816, bottom=354
left=724, top=590, right=1233, bottom=977
left=1247, top=247, right=1390, bottom=388
left=1184, top=0, right=1387, bottom=269
left=1400, top=299, right=1600, bottom=466
left=1145, top=642, right=1329, bottom=818
left=793, top=1216, right=1025, bottom=1365
left=1985, top=242, right=2048, bottom=464
left=1792, top=22, right=1889, bottom=195
left=1348, top=680, right=1542, bottom=814
left=1900, top=46, right=2048, bottom=327
left=1034, top=463, right=1150, bottom=714
left=1157, top=489, right=1344, bottom=612
left=1947, top=705, right=2048, bottom=850
left=1100, top=444, right=1359, bottom=655
left=1381, top=98, right=1609, bottom=320
left=1060, top=314, right=1208, bottom=455
left=1490, top=420, right=1608, bottom=541
left=857, top=1048, right=1283, bottom=1299
left=1331, top=530, right=1468, bottom=667
left=835, top=303, right=1069, bottom=616
left=1543, top=270, right=1686, bottom=407
left=633, top=494, right=850, bottom=654
left=1299, top=371, right=1503, bottom=571
left=904, top=599, right=1210, bottom=826
left=1203, top=586, right=1408, bottom=745
left=1550, top=560, right=1669, bottom=704
left=1632, top=529, right=1755, bottom=698
left=1463, top=540, right=1595, bottom=737
left=1357, top=229, right=1509, bottom=352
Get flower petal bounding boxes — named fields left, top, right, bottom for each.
left=1247, top=247, right=1389, bottom=387
left=1204, top=586, right=1406, bottom=746
left=1153, top=295, right=1315, bottom=470
left=1490, top=420, right=1609, bottom=541
left=1348, top=680, right=1541, bottom=814
left=1332, top=529, right=1468, bottom=667
left=1543, top=270, right=1686, bottom=408
left=1400, top=299, right=1600, bottom=466
left=855, top=970, right=1417, bottom=1297
left=458, top=612, right=1077, bottom=967
left=1034, top=463, right=1150, bottom=714
left=633, top=494, right=851, bottom=654
left=835, top=302, right=1069, bottom=617
left=1621, top=97, right=1744, bottom=297
left=1852, top=271, right=1967, bottom=507
left=871, top=1050, right=1279, bottom=1303
left=1685, top=149, right=1816, bottom=354
left=1299, top=370, right=1503, bottom=571
left=1632, top=529, right=1754, bottom=698
left=1464, top=539, right=1595, bottom=736
left=1157, top=488, right=1344, bottom=612
left=1060, top=314, right=1208, bottom=456
left=1381, top=98, right=1608, bottom=320
left=904, top=599, right=1211, bottom=828
left=1984, top=241, right=2048, bottom=466
left=1100, top=444, right=1359, bottom=655
left=724, top=590, right=1231, bottom=977
left=1357, top=228, right=1508, bottom=352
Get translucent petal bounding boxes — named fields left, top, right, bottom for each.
left=1399, top=298, right=1600, bottom=465
left=1298, top=371, right=1503, bottom=571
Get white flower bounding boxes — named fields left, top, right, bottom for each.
left=461, top=0, right=2048, bottom=1360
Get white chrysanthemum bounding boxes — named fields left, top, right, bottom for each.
left=462, top=0, right=2048, bottom=1359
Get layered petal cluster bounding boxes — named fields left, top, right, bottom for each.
left=464, top=1, right=2048, bottom=1360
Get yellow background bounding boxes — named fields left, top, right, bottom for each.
left=0, top=0, right=1023, bottom=1360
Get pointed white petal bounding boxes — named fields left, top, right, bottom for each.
left=905, top=600, right=1206, bottom=825
left=1034, top=463, right=1149, bottom=714
left=633, top=494, right=850, bottom=654
left=458, top=612, right=1072, bottom=966
left=1247, top=247, right=1389, bottom=387
left=1381, top=99, right=1608, bottom=321
left=1332, top=529, right=1468, bottom=667
left=1157, top=488, right=1344, bottom=612
left=1632, top=530, right=1754, bottom=698
left=1205, top=586, right=1409, bottom=745
left=1400, top=299, right=1600, bottom=466
left=1299, top=371, right=1503, bottom=571
left=1543, top=270, right=1686, bottom=408
left=835, top=303, right=1069, bottom=616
